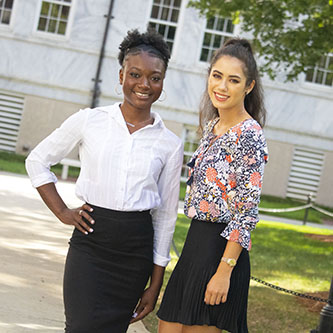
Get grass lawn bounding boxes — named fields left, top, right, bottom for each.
left=142, top=215, right=333, bottom=333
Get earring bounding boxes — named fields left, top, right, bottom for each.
left=115, top=82, right=122, bottom=95
left=158, top=89, right=167, bottom=102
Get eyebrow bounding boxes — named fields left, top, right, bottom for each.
left=129, top=66, right=163, bottom=74
left=212, top=69, right=241, bottom=79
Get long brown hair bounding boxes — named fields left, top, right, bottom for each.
left=198, top=38, right=266, bottom=134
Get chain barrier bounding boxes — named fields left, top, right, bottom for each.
left=250, top=276, right=330, bottom=303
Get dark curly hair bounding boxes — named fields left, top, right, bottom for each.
left=199, top=38, right=266, bottom=133
left=118, top=28, right=170, bottom=70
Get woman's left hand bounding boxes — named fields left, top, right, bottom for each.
left=130, top=286, right=159, bottom=323
left=204, top=272, right=231, bottom=305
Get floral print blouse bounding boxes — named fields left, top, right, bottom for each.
left=184, top=118, right=268, bottom=250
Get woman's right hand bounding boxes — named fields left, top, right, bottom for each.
left=58, top=203, right=95, bottom=235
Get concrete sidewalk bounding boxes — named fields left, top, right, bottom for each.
left=0, top=171, right=149, bottom=333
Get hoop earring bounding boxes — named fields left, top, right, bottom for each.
left=115, top=82, right=122, bottom=95
left=158, top=89, right=167, bottom=102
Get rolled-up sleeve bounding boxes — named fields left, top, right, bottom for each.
left=150, top=141, right=184, bottom=267
left=220, top=128, right=268, bottom=250
left=25, top=109, right=88, bottom=188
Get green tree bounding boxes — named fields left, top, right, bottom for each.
left=188, top=0, right=333, bottom=81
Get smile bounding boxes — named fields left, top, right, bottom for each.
left=135, top=92, right=150, bottom=98
left=214, top=92, right=229, bottom=102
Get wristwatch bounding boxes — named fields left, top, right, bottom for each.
left=221, top=257, right=237, bottom=267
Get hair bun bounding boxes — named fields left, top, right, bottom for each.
left=224, top=38, right=253, bottom=54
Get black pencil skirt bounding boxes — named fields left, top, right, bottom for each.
left=63, top=204, right=154, bottom=333
left=157, top=218, right=250, bottom=333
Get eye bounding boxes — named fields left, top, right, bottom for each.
left=212, top=73, right=221, bottom=79
left=130, top=72, right=140, bottom=78
left=230, top=79, right=240, bottom=84
left=151, top=76, right=161, bottom=82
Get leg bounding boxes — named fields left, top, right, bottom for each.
left=158, top=320, right=183, bottom=333
left=183, top=324, right=222, bottom=333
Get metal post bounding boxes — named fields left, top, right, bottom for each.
left=303, top=193, right=313, bottom=225
left=311, top=276, right=333, bottom=333
left=91, top=0, right=115, bottom=108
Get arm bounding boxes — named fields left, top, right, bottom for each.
left=36, top=182, right=94, bottom=234
left=131, top=140, right=184, bottom=322
left=205, top=128, right=268, bottom=305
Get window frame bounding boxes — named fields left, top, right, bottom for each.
left=33, top=0, right=76, bottom=40
left=199, top=15, right=235, bottom=64
left=147, top=0, right=183, bottom=56
left=0, top=0, right=16, bottom=28
left=304, top=54, right=333, bottom=88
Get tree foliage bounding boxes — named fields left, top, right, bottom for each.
left=188, top=0, right=333, bottom=81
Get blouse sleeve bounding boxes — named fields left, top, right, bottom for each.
left=25, top=109, right=88, bottom=188
left=220, top=126, right=268, bottom=250
left=150, top=141, right=184, bottom=267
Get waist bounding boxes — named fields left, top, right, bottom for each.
left=87, top=203, right=151, bottom=220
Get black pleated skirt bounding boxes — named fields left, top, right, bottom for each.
left=157, top=218, right=249, bottom=333
left=63, top=204, right=154, bottom=333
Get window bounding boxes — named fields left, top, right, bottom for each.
left=306, top=55, right=333, bottom=87
left=148, top=0, right=182, bottom=54
left=181, top=127, right=199, bottom=182
left=37, top=0, right=72, bottom=35
left=0, top=0, right=14, bottom=25
left=200, top=16, right=234, bottom=62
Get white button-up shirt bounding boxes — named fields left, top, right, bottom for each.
left=26, top=102, right=184, bottom=267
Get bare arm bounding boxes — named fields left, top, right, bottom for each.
left=36, top=182, right=95, bottom=234
left=130, top=264, right=165, bottom=323
left=204, top=240, right=243, bottom=305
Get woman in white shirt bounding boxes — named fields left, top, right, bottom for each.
left=25, top=28, right=183, bottom=333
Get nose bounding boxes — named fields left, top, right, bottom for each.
left=218, top=78, right=228, bottom=91
left=138, top=76, right=150, bottom=90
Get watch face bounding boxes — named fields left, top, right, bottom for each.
left=228, top=259, right=236, bottom=266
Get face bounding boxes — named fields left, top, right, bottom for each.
left=208, top=55, right=254, bottom=113
left=119, top=52, right=165, bottom=112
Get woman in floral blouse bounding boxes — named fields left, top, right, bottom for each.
left=157, top=38, right=268, bottom=333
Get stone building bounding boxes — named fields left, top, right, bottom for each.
left=0, top=0, right=332, bottom=207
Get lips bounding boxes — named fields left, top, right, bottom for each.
left=214, top=92, right=229, bottom=102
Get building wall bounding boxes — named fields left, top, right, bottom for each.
left=316, top=151, right=333, bottom=207
left=261, top=139, right=293, bottom=198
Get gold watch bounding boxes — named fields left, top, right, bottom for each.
left=221, top=257, right=237, bottom=267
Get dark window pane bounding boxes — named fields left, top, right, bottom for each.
left=226, top=20, right=234, bottom=33
left=153, top=0, right=161, bottom=4
left=48, top=19, right=57, bottom=33
left=0, top=1, right=3, bottom=7
left=203, top=33, right=212, bottom=47
left=2, top=9, right=10, bottom=24
left=174, top=0, right=181, bottom=7
left=161, top=7, right=169, bottom=20
left=41, top=2, right=50, bottom=16
left=149, top=22, right=157, bottom=29
left=170, top=8, right=179, bottom=22
left=315, top=70, right=323, bottom=84
left=157, top=24, right=166, bottom=35
left=164, top=0, right=171, bottom=6
left=207, top=17, right=215, bottom=29
left=58, top=21, right=67, bottom=34
left=4, top=0, right=13, bottom=9
left=37, top=17, right=47, bottom=31
left=213, top=35, right=222, bottom=48
left=325, top=72, right=333, bottom=86
left=64, top=0, right=72, bottom=3
left=167, top=41, right=173, bottom=53
left=151, top=5, right=159, bottom=19
left=200, top=48, right=209, bottom=62
left=305, top=69, right=314, bottom=82
left=167, top=25, right=175, bottom=39
left=318, top=56, right=326, bottom=67
left=51, top=4, right=60, bottom=18
left=216, top=18, right=225, bottom=31
left=61, top=5, right=69, bottom=19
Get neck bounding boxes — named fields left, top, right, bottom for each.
left=120, top=102, right=151, bottom=124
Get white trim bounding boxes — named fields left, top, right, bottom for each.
left=32, top=0, right=76, bottom=41
left=0, top=0, right=15, bottom=28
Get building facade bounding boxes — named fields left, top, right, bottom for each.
left=0, top=0, right=332, bottom=207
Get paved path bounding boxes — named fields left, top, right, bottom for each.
left=0, top=171, right=149, bottom=333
